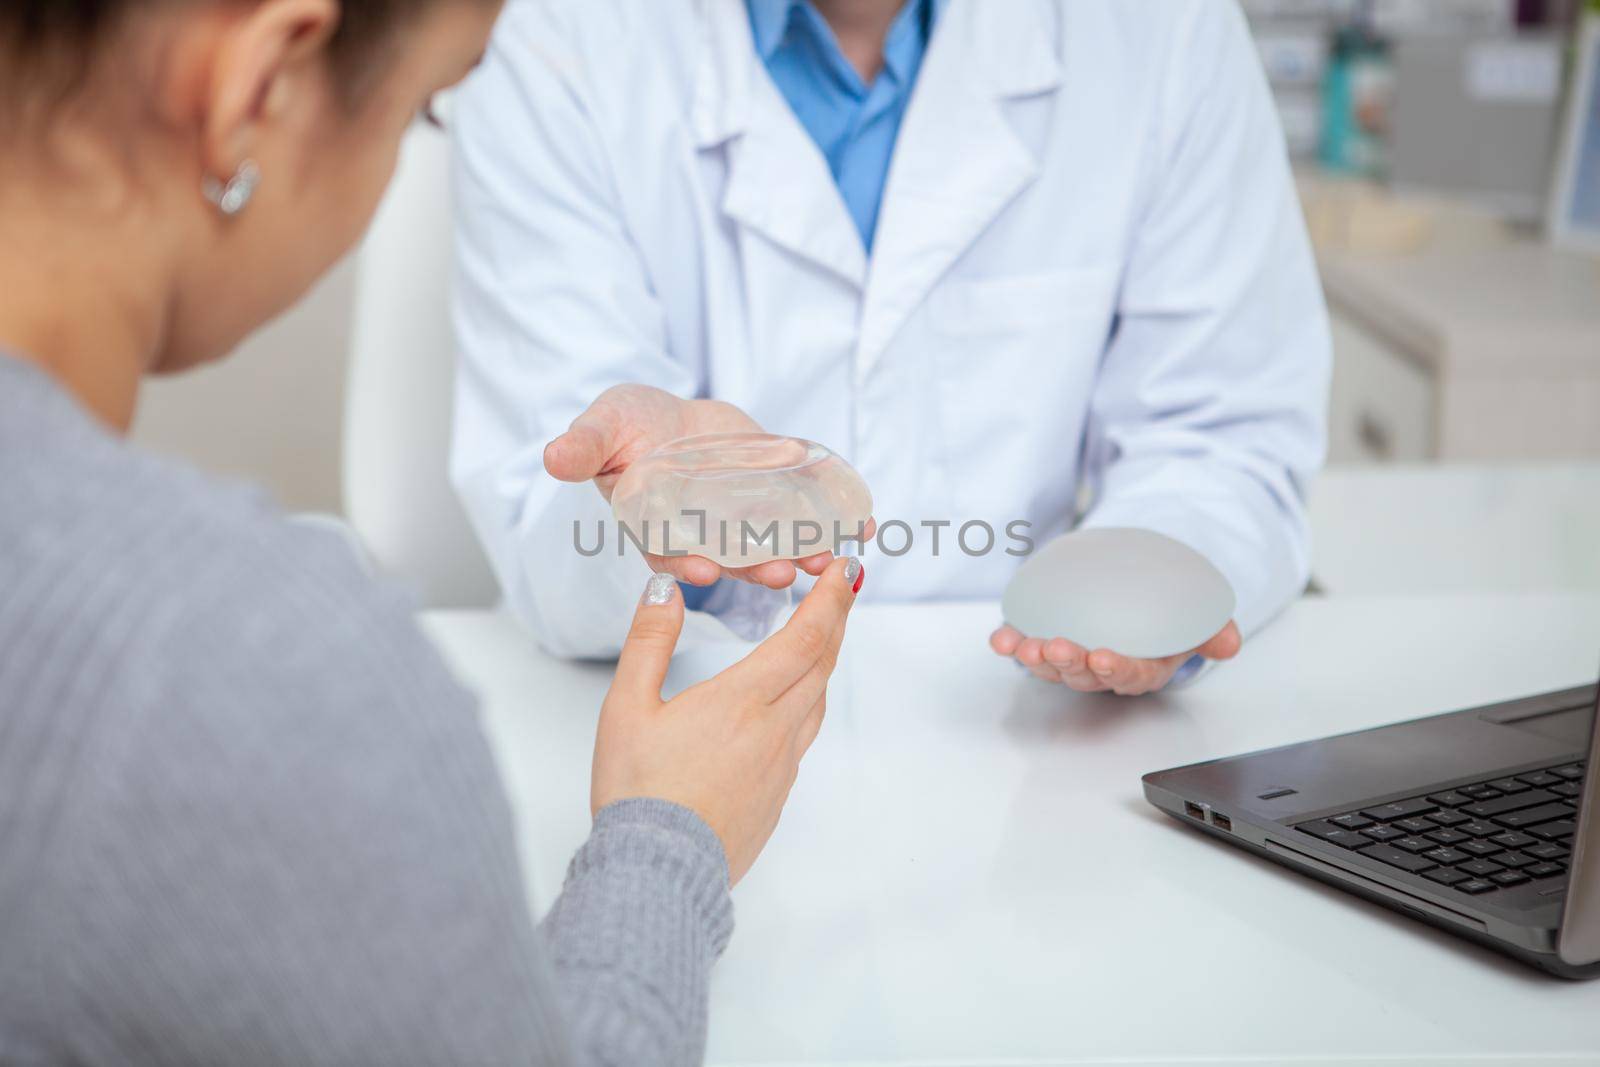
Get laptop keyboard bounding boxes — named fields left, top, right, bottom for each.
left=1296, top=761, right=1587, bottom=897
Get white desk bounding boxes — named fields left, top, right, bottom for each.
left=423, top=594, right=1600, bottom=1065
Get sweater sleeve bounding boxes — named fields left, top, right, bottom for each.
left=36, top=514, right=728, bottom=1066
left=540, top=800, right=735, bottom=1067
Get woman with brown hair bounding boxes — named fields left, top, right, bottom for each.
left=0, top=2, right=862, bottom=1063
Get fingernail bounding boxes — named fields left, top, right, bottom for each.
left=1092, top=656, right=1113, bottom=676
left=843, top=557, right=864, bottom=594
left=643, top=572, right=677, bottom=605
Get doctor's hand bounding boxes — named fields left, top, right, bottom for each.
left=988, top=621, right=1242, bottom=696
left=591, top=558, right=863, bottom=885
left=544, top=383, right=847, bottom=590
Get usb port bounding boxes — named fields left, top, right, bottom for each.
left=1211, top=812, right=1233, bottom=832
left=1184, top=801, right=1206, bottom=820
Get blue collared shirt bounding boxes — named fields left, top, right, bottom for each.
left=679, top=1, right=938, bottom=613
left=745, top=0, right=942, bottom=252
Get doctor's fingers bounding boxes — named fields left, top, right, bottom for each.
left=727, top=558, right=801, bottom=590
left=736, top=558, right=860, bottom=704
left=543, top=420, right=618, bottom=484
left=644, top=554, right=809, bottom=590
left=795, top=551, right=835, bottom=578
left=989, top=625, right=1024, bottom=657
left=1026, top=661, right=1065, bottom=685
left=645, top=553, right=723, bottom=587
left=796, top=518, right=876, bottom=577
left=1041, top=638, right=1113, bottom=691
left=545, top=384, right=679, bottom=484
left=1013, top=636, right=1048, bottom=669
left=1021, top=655, right=1104, bottom=691
left=1083, top=625, right=1241, bottom=696
left=1196, top=621, right=1244, bottom=661
left=1041, top=637, right=1091, bottom=674
left=1088, top=649, right=1176, bottom=696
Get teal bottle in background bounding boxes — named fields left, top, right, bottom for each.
left=1320, top=0, right=1394, bottom=178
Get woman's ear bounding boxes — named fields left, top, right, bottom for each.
left=201, top=0, right=340, bottom=184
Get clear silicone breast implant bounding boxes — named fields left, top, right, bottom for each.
left=610, top=433, right=873, bottom=567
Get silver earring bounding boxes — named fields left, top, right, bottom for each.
left=202, top=159, right=261, bottom=217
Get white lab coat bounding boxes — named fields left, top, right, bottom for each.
left=450, top=0, right=1331, bottom=659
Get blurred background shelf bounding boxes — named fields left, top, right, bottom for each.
left=1305, top=175, right=1600, bottom=463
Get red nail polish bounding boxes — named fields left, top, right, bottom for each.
left=852, top=564, right=866, bottom=594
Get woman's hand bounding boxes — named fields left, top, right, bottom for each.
left=544, top=383, right=852, bottom=590
left=592, top=556, right=866, bottom=885
left=989, top=621, right=1242, bottom=696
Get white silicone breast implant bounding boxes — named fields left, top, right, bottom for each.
left=1001, top=528, right=1236, bottom=659
left=610, top=433, right=873, bottom=567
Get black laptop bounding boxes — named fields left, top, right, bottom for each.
left=1144, top=679, right=1599, bottom=978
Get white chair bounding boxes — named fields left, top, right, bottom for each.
left=344, top=121, right=500, bottom=609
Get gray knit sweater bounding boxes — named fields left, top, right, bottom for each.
left=0, top=355, right=733, bottom=1065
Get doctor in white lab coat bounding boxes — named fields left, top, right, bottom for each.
left=450, top=0, right=1331, bottom=694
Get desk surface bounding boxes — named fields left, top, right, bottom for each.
left=424, top=594, right=1600, bottom=1066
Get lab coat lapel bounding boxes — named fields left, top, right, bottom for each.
left=693, top=0, right=868, bottom=290
left=858, top=0, right=1063, bottom=375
